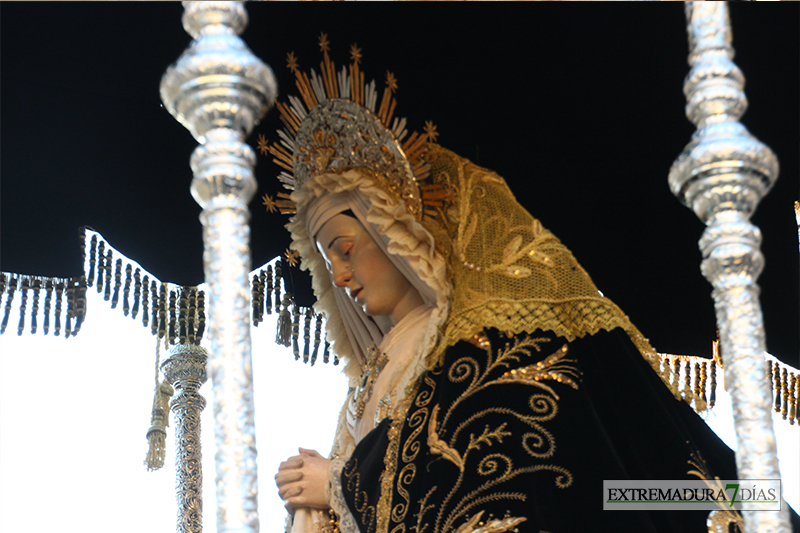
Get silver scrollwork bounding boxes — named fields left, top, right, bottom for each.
left=162, top=344, right=210, bottom=533
left=160, top=2, right=277, bottom=533
left=670, top=4, right=790, bottom=532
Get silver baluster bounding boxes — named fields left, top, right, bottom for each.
left=160, top=2, right=277, bottom=532
left=162, top=344, right=210, bottom=533
left=670, top=3, right=789, bottom=532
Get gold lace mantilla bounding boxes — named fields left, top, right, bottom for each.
left=422, top=145, right=692, bottom=405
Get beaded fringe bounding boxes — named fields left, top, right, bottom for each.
left=0, top=228, right=334, bottom=367
left=768, top=358, right=799, bottom=425
left=0, top=272, right=85, bottom=338
left=658, top=342, right=799, bottom=425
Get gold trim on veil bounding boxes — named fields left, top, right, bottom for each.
left=422, top=144, right=699, bottom=408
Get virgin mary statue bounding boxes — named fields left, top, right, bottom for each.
left=266, top=38, right=756, bottom=533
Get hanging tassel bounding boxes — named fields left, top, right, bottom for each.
left=157, top=283, right=167, bottom=340
left=87, top=234, right=97, bottom=288
left=144, top=338, right=174, bottom=472
left=132, top=268, right=141, bottom=319
left=311, top=313, right=322, bottom=366
left=111, top=259, right=122, bottom=309
left=54, top=282, right=63, bottom=336
left=178, top=289, right=188, bottom=345
left=781, top=367, right=789, bottom=421
left=266, top=265, right=274, bottom=315
left=276, top=293, right=292, bottom=347
left=684, top=359, right=691, bottom=398
left=64, top=279, right=75, bottom=338
left=79, top=226, right=87, bottom=271
left=789, top=373, right=797, bottom=425
left=187, top=288, right=197, bottom=346
left=96, top=241, right=105, bottom=294
left=72, top=277, right=87, bottom=336
left=168, top=290, right=177, bottom=345
left=142, top=275, right=150, bottom=328
left=43, top=280, right=52, bottom=335
left=30, top=279, right=41, bottom=335
left=104, top=250, right=113, bottom=302
left=17, top=277, right=29, bottom=336
left=259, top=270, right=267, bottom=322
left=709, top=360, right=717, bottom=409
left=123, top=264, right=132, bottom=316
left=323, top=332, right=330, bottom=364
left=73, top=232, right=87, bottom=336
left=150, top=281, right=159, bottom=336
left=196, top=291, right=206, bottom=342
left=774, top=362, right=782, bottom=414
left=144, top=379, right=174, bottom=471
left=292, top=302, right=301, bottom=360
left=274, top=263, right=283, bottom=316
left=700, top=361, right=708, bottom=404
left=0, top=273, right=5, bottom=304
left=253, top=270, right=263, bottom=325
left=692, top=361, right=706, bottom=413
left=0, top=275, right=16, bottom=335
left=251, top=273, right=261, bottom=326
left=303, top=309, right=312, bottom=363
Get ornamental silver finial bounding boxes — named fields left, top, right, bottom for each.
left=162, top=344, right=209, bottom=533
left=161, top=1, right=276, bottom=145
left=160, top=3, right=275, bottom=533
left=670, top=4, right=790, bottom=532
left=670, top=2, right=778, bottom=224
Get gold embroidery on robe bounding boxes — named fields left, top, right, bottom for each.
left=344, top=458, right=378, bottom=533
left=380, top=333, right=580, bottom=533
left=687, top=451, right=743, bottom=533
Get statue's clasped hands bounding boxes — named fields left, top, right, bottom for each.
left=276, top=448, right=332, bottom=510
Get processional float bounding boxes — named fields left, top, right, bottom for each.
left=0, top=2, right=797, bottom=533
left=155, top=3, right=798, bottom=532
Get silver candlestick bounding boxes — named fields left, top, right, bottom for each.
left=162, top=344, right=209, bottom=533
left=160, top=2, right=277, bottom=532
left=670, top=3, right=789, bottom=532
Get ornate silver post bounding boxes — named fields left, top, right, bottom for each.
left=670, top=3, right=790, bottom=532
left=162, top=344, right=209, bottom=533
left=160, top=3, right=277, bottom=533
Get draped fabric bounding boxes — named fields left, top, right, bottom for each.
left=340, top=328, right=742, bottom=533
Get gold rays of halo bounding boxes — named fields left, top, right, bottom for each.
left=259, top=33, right=450, bottom=221
left=284, top=249, right=300, bottom=267
left=261, top=192, right=296, bottom=216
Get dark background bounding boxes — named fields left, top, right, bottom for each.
left=1, top=3, right=797, bottom=367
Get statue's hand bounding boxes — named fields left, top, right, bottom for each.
left=275, top=448, right=332, bottom=510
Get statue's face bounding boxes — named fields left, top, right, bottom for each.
left=315, top=213, right=422, bottom=325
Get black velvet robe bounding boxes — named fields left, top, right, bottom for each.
left=339, top=327, right=775, bottom=533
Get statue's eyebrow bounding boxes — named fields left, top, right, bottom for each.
left=327, top=235, right=345, bottom=250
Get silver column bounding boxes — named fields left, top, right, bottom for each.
left=160, top=3, right=277, bottom=532
left=162, top=344, right=209, bottom=533
left=670, top=3, right=789, bottom=532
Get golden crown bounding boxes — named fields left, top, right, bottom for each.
left=259, top=33, right=448, bottom=221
